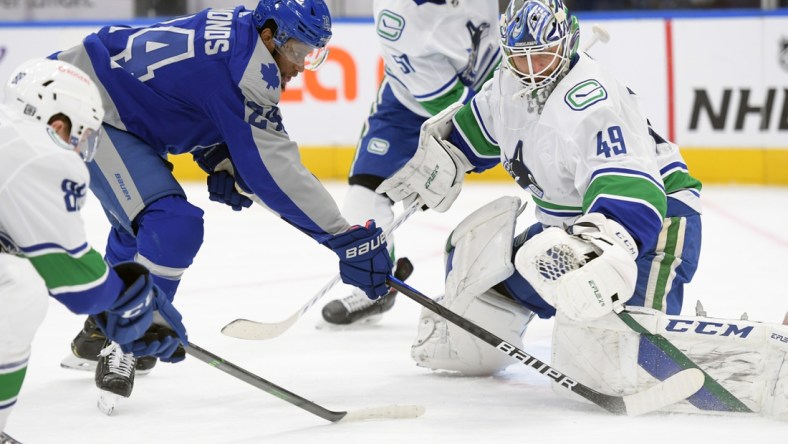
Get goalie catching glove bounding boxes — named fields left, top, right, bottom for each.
left=323, top=221, right=393, bottom=300
left=95, top=262, right=188, bottom=362
left=514, top=213, right=639, bottom=322
left=377, top=102, right=473, bottom=212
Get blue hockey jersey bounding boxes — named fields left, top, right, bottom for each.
left=54, top=6, right=349, bottom=241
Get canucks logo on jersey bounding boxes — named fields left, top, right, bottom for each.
left=503, top=140, right=543, bottom=198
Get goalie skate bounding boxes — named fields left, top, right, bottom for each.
left=319, top=257, right=413, bottom=327
left=60, top=316, right=156, bottom=374
left=95, top=341, right=136, bottom=416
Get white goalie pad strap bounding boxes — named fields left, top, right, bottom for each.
left=411, top=288, right=534, bottom=376
left=552, top=308, right=788, bottom=419
left=514, top=225, right=637, bottom=322
left=444, top=195, right=523, bottom=304
left=376, top=102, right=473, bottom=213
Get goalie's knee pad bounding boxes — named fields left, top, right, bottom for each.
left=552, top=308, right=788, bottom=419
left=411, top=196, right=530, bottom=375
left=0, top=255, right=48, bottom=361
left=412, top=288, right=534, bottom=375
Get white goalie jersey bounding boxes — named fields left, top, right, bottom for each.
left=373, top=0, right=501, bottom=117
left=457, top=52, right=702, bottom=250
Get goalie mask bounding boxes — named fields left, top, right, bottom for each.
left=253, top=0, right=332, bottom=71
left=500, top=0, right=579, bottom=95
left=3, top=58, right=104, bottom=162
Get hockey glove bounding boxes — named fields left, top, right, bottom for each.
left=207, top=170, right=253, bottom=211
left=324, top=221, right=393, bottom=300
left=95, top=262, right=188, bottom=362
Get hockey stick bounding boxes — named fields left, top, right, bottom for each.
left=388, top=276, right=705, bottom=416
left=221, top=200, right=422, bottom=340
left=185, top=342, right=425, bottom=422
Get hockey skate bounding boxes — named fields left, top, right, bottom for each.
left=0, top=432, right=22, bottom=444
left=60, top=316, right=157, bottom=374
left=95, top=340, right=136, bottom=416
left=320, top=257, right=413, bottom=327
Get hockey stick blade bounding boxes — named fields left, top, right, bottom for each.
left=221, top=201, right=421, bottom=340
left=388, top=276, right=704, bottom=416
left=221, top=275, right=340, bottom=340
left=185, top=342, right=425, bottom=422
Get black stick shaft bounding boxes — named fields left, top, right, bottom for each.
left=185, top=342, right=347, bottom=422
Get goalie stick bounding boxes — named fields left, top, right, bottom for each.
left=221, top=200, right=422, bottom=340
left=387, top=276, right=705, bottom=416
left=185, top=342, right=425, bottom=422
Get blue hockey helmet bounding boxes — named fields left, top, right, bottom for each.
left=500, top=0, right=579, bottom=92
left=253, top=0, right=332, bottom=70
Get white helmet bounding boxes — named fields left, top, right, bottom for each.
left=3, top=58, right=104, bottom=162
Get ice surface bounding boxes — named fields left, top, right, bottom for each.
left=6, top=182, right=788, bottom=443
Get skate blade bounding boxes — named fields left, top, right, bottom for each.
left=315, top=314, right=383, bottom=331
left=97, top=391, right=121, bottom=416
left=60, top=354, right=152, bottom=375
left=60, top=354, right=97, bottom=372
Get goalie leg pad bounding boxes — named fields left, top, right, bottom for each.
left=552, top=308, right=788, bottom=419
left=412, top=288, right=535, bottom=375
left=444, top=196, right=522, bottom=301
left=411, top=196, right=531, bottom=375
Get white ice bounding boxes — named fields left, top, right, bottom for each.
left=6, top=182, right=788, bottom=443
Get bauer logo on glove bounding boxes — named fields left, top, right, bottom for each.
left=345, top=231, right=387, bottom=259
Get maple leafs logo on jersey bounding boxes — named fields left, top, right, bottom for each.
left=260, top=62, right=280, bottom=90
left=503, top=140, right=543, bottom=198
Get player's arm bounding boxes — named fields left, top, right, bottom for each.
left=209, top=95, right=393, bottom=299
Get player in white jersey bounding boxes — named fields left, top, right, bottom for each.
left=0, top=59, right=189, bottom=437
left=321, top=0, right=502, bottom=326
left=378, top=0, right=788, bottom=419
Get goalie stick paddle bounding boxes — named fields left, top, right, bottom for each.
left=221, top=200, right=422, bottom=340
left=387, top=277, right=705, bottom=416
left=185, top=342, right=425, bottom=422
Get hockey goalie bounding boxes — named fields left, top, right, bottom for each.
left=406, top=195, right=788, bottom=419
left=375, top=0, right=788, bottom=418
